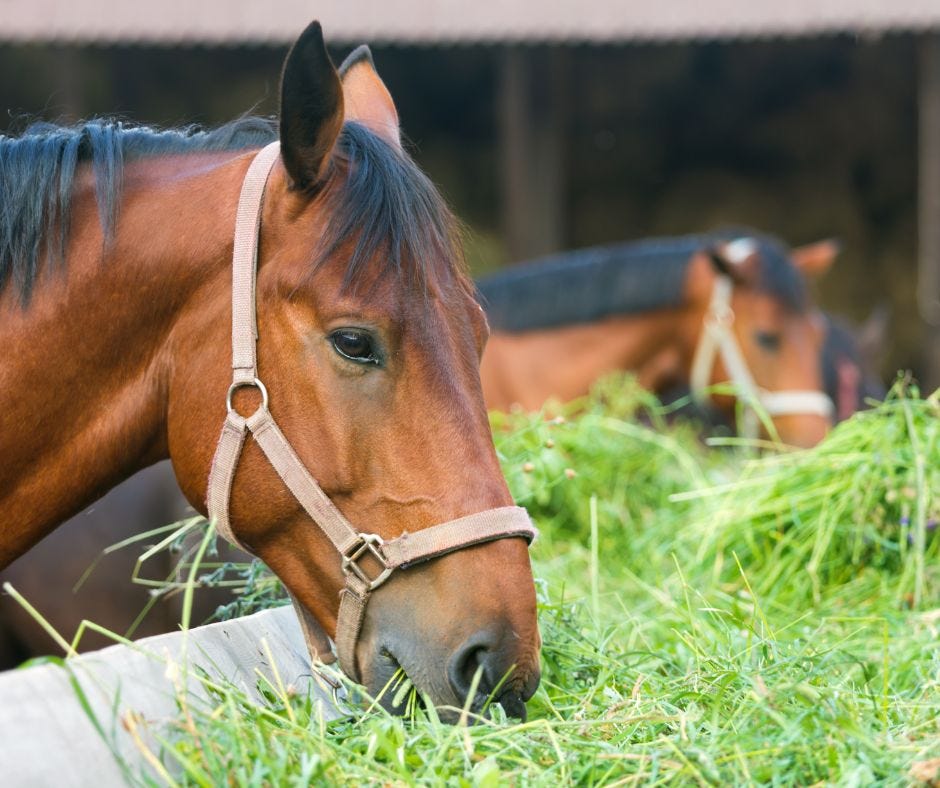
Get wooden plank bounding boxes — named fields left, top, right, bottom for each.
left=0, top=606, right=341, bottom=787
left=919, top=33, right=940, bottom=390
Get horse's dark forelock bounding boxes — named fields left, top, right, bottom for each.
left=730, top=231, right=807, bottom=312
left=312, top=122, right=465, bottom=296
left=0, top=117, right=465, bottom=303
left=694, top=227, right=807, bottom=312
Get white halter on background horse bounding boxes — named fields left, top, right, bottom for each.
left=478, top=231, right=843, bottom=447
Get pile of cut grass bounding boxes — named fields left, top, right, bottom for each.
left=130, top=377, right=940, bottom=785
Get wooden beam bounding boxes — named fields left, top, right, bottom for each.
left=918, top=33, right=940, bottom=391
left=498, top=47, right=567, bottom=263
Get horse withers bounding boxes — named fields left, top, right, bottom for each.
left=0, top=23, right=540, bottom=718
left=478, top=232, right=840, bottom=447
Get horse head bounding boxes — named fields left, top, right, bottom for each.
left=166, top=23, right=540, bottom=718
left=683, top=235, right=839, bottom=447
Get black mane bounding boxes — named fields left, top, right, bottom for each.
left=475, top=230, right=808, bottom=333
left=0, top=117, right=462, bottom=302
left=0, top=117, right=276, bottom=300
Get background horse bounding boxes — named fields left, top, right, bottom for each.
left=478, top=231, right=841, bottom=447
left=0, top=22, right=540, bottom=717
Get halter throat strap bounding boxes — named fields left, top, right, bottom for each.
left=689, top=273, right=834, bottom=439
left=206, top=142, right=536, bottom=682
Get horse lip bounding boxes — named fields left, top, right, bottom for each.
left=374, top=645, right=480, bottom=720
left=373, top=645, right=534, bottom=722
left=495, top=688, right=529, bottom=722
left=493, top=667, right=537, bottom=721
left=374, top=647, right=406, bottom=704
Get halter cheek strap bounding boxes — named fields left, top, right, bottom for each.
left=206, top=142, right=537, bottom=682
left=690, top=272, right=834, bottom=440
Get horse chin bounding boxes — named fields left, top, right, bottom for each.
left=773, top=414, right=830, bottom=449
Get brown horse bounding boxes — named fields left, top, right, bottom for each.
left=0, top=242, right=880, bottom=669
left=0, top=23, right=540, bottom=717
left=478, top=232, right=838, bottom=447
left=0, top=232, right=878, bottom=669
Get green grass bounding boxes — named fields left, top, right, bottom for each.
left=129, top=377, right=940, bottom=785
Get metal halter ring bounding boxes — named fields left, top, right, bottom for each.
left=226, top=377, right=269, bottom=417
left=342, top=533, right=394, bottom=592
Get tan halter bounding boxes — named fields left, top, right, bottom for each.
left=206, top=142, right=537, bottom=682
left=690, top=239, right=834, bottom=440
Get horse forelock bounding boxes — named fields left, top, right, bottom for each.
left=308, top=122, right=469, bottom=303
left=749, top=236, right=808, bottom=312
left=707, top=228, right=807, bottom=312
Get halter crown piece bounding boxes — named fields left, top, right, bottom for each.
left=689, top=239, right=834, bottom=440
left=206, top=142, right=537, bottom=682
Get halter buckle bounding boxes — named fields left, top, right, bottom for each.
left=342, top=533, right=393, bottom=592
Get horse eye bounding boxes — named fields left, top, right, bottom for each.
left=330, top=329, right=379, bottom=365
left=755, top=331, right=782, bottom=352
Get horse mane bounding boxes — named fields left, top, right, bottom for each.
left=476, top=229, right=808, bottom=333
left=0, top=117, right=276, bottom=301
left=0, top=117, right=464, bottom=302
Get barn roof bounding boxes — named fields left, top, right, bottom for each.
left=0, top=0, right=938, bottom=46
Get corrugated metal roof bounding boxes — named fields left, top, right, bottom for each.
left=0, top=0, right=937, bottom=45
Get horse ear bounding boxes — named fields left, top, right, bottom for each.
left=791, top=239, right=840, bottom=279
left=338, top=45, right=401, bottom=147
left=708, top=238, right=760, bottom=285
left=279, top=21, right=344, bottom=190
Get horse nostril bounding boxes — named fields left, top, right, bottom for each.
left=447, top=638, right=490, bottom=702
left=447, top=632, right=534, bottom=720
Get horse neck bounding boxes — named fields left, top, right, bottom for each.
left=480, top=307, right=688, bottom=412
left=0, top=152, right=247, bottom=565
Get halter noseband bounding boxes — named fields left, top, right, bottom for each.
left=206, top=142, right=536, bottom=682
left=689, top=248, right=834, bottom=440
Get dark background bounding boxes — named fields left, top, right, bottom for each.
left=0, top=35, right=921, bottom=379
